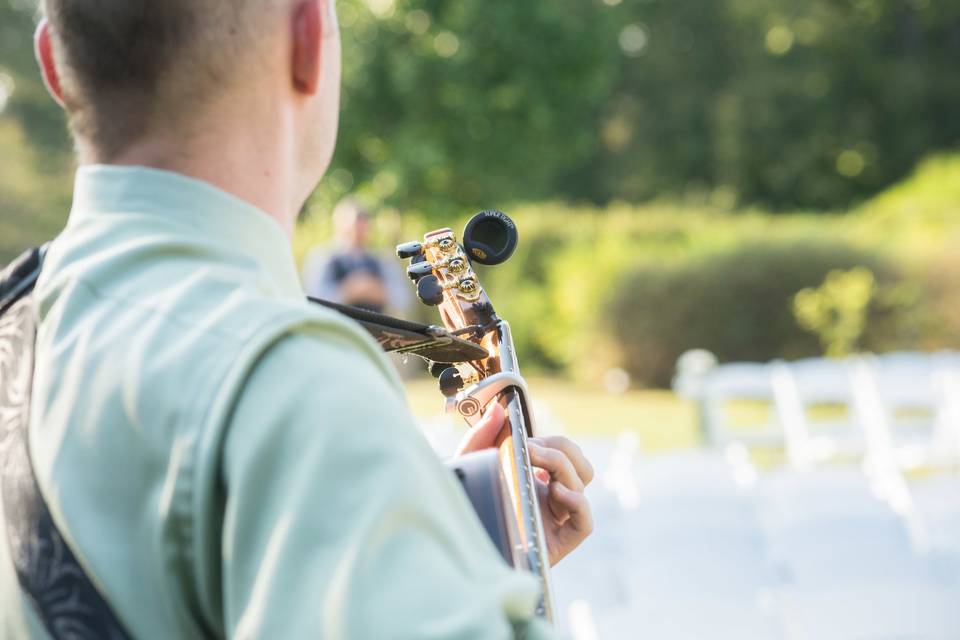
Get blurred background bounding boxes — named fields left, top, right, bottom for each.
left=3, top=0, right=960, bottom=637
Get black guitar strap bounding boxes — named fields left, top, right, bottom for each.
left=0, top=246, right=132, bottom=639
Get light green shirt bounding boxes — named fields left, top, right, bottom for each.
left=0, top=166, right=549, bottom=639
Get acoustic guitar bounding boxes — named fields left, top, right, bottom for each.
left=396, top=211, right=554, bottom=621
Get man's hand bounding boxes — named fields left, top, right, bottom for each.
left=456, top=403, right=595, bottom=566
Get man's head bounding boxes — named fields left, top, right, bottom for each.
left=36, top=0, right=341, bottom=210
left=332, top=197, right=374, bottom=249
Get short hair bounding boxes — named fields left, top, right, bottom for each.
left=332, top=197, right=375, bottom=228
left=43, top=0, right=265, bottom=159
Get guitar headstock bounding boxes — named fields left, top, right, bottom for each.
left=397, top=211, right=518, bottom=393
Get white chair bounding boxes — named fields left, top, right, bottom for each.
left=773, top=357, right=866, bottom=467
left=697, top=362, right=782, bottom=451
left=861, top=351, right=960, bottom=471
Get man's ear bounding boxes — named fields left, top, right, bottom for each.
left=34, top=19, right=66, bottom=108
left=291, top=0, right=323, bottom=95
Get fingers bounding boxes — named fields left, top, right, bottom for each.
left=546, top=481, right=571, bottom=525
left=527, top=436, right=596, bottom=566
left=550, top=482, right=593, bottom=537
left=528, top=441, right=584, bottom=494
left=545, top=480, right=594, bottom=565
left=454, top=401, right=505, bottom=456
left=529, top=436, right=594, bottom=486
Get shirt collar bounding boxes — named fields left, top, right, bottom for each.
left=69, top=164, right=303, bottom=299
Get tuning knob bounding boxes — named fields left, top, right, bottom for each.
left=396, top=241, right=423, bottom=259
left=416, top=275, right=445, bottom=306
left=407, top=261, right=434, bottom=281
left=439, top=367, right=465, bottom=397
left=429, top=361, right=448, bottom=378
left=447, top=257, right=468, bottom=274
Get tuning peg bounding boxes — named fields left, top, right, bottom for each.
left=416, top=275, right=445, bottom=306
left=396, top=242, right=423, bottom=259
left=462, top=210, right=518, bottom=266
left=407, top=261, right=434, bottom=282
left=439, top=367, right=465, bottom=398
left=429, top=361, right=448, bottom=378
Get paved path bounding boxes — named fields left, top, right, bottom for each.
left=551, top=438, right=960, bottom=640
left=414, top=413, right=960, bottom=639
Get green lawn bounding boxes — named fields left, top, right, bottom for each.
left=405, top=376, right=862, bottom=469
left=403, top=376, right=702, bottom=453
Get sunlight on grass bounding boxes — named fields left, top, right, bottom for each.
left=404, top=376, right=701, bottom=453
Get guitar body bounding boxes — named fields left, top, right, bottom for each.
left=448, top=450, right=517, bottom=566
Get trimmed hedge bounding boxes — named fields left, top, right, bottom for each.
left=603, top=239, right=899, bottom=387
left=287, top=155, right=959, bottom=387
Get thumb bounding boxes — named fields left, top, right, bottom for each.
left=455, top=401, right=505, bottom=456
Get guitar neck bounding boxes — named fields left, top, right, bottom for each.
left=493, top=322, right=554, bottom=620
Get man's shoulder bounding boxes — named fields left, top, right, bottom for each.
left=36, top=247, right=399, bottom=427
left=235, top=295, right=399, bottom=386
left=148, top=285, right=397, bottom=395
left=41, top=247, right=376, bottom=355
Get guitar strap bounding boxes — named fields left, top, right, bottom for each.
left=0, top=246, right=132, bottom=639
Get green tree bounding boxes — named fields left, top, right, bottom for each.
left=0, top=0, right=74, bottom=262
left=3, top=0, right=960, bottom=232
left=569, top=0, right=960, bottom=210
left=319, top=0, right=623, bottom=215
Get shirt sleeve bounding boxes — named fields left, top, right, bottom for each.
left=220, top=328, right=553, bottom=639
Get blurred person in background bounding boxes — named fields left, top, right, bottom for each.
left=0, top=0, right=594, bottom=638
left=302, top=197, right=410, bottom=315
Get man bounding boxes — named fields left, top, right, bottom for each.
left=0, top=1, right=593, bottom=638
left=303, top=198, right=409, bottom=315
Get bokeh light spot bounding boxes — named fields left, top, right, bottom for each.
left=765, top=26, right=794, bottom=55
left=619, top=24, right=649, bottom=57
left=372, top=170, right=400, bottom=197
left=405, top=10, right=431, bottom=36
left=364, top=0, right=395, bottom=19
left=328, top=168, right=355, bottom=193
left=434, top=31, right=460, bottom=58
left=836, top=150, right=866, bottom=177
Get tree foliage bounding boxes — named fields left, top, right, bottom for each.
left=324, top=0, right=960, bottom=212
left=326, top=0, right=622, bottom=213
left=1, top=0, right=959, bottom=228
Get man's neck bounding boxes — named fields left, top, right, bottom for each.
left=81, top=129, right=299, bottom=238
